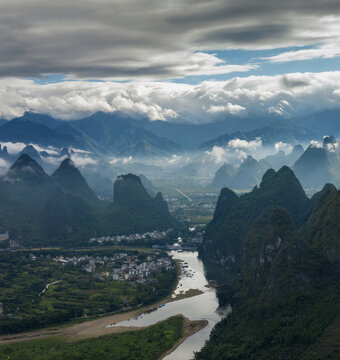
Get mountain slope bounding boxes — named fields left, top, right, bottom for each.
left=100, top=174, right=173, bottom=235
left=51, top=158, right=99, bottom=202
left=0, top=155, right=56, bottom=237
left=139, top=174, right=157, bottom=197
left=231, top=155, right=269, bottom=189
left=71, top=112, right=181, bottom=155
left=197, top=176, right=340, bottom=360
left=119, top=139, right=176, bottom=158
left=8, top=112, right=62, bottom=129
left=55, top=122, right=99, bottom=152
left=293, top=145, right=337, bottom=189
left=142, top=116, right=274, bottom=147
left=0, top=155, right=174, bottom=245
left=199, top=119, right=315, bottom=149
left=203, top=166, right=309, bottom=267
left=300, top=109, right=340, bottom=137
left=0, top=119, right=92, bottom=150
left=304, top=189, right=340, bottom=263
left=286, top=144, right=304, bottom=164
left=211, top=163, right=235, bottom=189
left=18, top=145, right=42, bottom=164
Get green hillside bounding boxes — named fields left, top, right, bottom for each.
left=197, top=167, right=340, bottom=359
left=0, top=155, right=174, bottom=246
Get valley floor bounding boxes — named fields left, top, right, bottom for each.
left=0, top=290, right=205, bottom=345
left=0, top=315, right=207, bottom=360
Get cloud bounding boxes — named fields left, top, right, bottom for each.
left=43, top=152, right=97, bottom=167
left=204, top=145, right=251, bottom=166
left=168, top=154, right=185, bottom=164
left=310, top=140, right=322, bottom=148
left=0, top=141, right=60, bottom=156
left=264, top=42, right=340, bottom=63
left=109, top=156, right=134, bottom=166
left=207, top=103, right=246, bottom=115
left=29, top=144, right=59, bottom=155
left=0, top=0, right=339, bottom=80
left=228, top=137, right=262, bottom=150
left=205, top=146, right=230, bottom=164
left=70, top=154, right=97, bottom=167
left=0, top=159, right=10, bottom=175
left=325, top=142, right=339, bottom=152
left=275, top=141, right=293, bottom=154
left=0, top=142, right=26, bottom=154
left=1, top=71, right=340, bottom=122
left=204, top=138, right=263, bottom=165
left=121, top=156, right=134, bottom=165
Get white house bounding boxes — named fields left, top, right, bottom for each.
left=0, top=231, right=9, bottom=241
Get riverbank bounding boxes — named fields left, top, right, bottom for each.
left=161, top=317, right=208, bottom=359
left=0, top=316, right=191, bottom=360
left=0, top=288, right=205, bottom=345
left=0, top=258, right=202, bottom=345
left=1, top=250, right=223, bottom=360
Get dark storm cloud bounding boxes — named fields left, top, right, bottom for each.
left=195, top=24, right=292, bottom=46
left=0, top=0, right=339, bottom=79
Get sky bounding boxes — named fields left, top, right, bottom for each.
left=0, top=0, right=340, bottom=122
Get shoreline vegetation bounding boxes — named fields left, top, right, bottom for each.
left=0, top=247, right=177, bottom=334
left=0, top=315, right=207, bottom=360
left=0, top=273, right=204, bottom=345
left=160, top=317, right=208, bottom=360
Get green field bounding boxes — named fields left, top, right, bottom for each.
left=0, top=316, right=184, bottom=360
left=0, top=248, right=176, bottom=334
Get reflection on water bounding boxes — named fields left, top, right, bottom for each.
left=109, top=251, right=231, bottom=360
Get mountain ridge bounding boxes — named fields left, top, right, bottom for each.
left=197, top=167, right=340, bottom=360
left=0, top=155, right=174, bottom=246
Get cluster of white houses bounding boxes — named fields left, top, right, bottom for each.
left=110, top=257, right=174, bottom=282
left=28, top=252, right=174, bottom=283
left=0, top=231, right=9, bottom=242
left=89, top=229, right=172, bottom=244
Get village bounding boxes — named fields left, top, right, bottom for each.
left=28, top=252, right=174, bottom=284
left=88, top=229, right=172, bottom=244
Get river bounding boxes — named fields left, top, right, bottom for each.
left=109, top=251, right=231, bottom=360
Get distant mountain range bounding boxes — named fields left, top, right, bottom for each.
left=71, top=112, right=181, bottom=155
left=293, top=137, right=340, bottom=189
left=200, top=118, right=316, bottom=149
left=0, top=118, right=90, bottom=149
left=198, top=166, right=340, bottom=359
left=0, top=154, right=174, bottom=246
left=211, top=137, right=340, bottom=190
left=0, top=112, right=181, bottom=157
left=210, top=146, right=302, bottom=190
left=1, top=111, right=340, bottom=192
left=1, top=110, right=340, bottom=158
left=141, top=115, right=275, bottom=147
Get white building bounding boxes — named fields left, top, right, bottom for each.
left=0, top=231, right=9, bottom=241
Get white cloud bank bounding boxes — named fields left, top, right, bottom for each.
left=275, top=141, right=293, bottom=154
left=228, top=137, right=262, bottom=150
left=264, top=42, right=340, bottom=63
left=0, top=71, right=340, bottom=122
left=0, top=159, right=10, bottom=175
left=204, top=137, right=264, bottom=165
